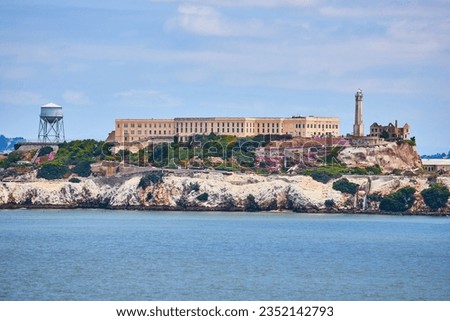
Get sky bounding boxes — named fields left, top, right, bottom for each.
left=0, top=0, right=449, bottom=154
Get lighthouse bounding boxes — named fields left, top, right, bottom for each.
left=353, top=89, right=364, bottom=137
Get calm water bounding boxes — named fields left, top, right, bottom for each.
left=0, top=209, right=449, bottom=301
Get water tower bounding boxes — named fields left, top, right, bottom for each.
left=38, top=103, right=65, bottom=143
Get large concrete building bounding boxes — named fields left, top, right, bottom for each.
left=112, top=116, right=340, bottom=143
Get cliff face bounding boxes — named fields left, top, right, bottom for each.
left=338, top=142, right=422, bottom=173
left=1, top=171, right=448, bottom=213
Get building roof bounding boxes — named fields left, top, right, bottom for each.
left=422, top=159, right=450, bottom=166
left=42, top=102, right=62, bottom=108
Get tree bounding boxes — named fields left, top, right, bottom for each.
left=325, top=199, right=335, bottom=208
left=380, top=187, right=416, bottom=212
left=421, top=184, right=449, bottom=210
left=71, top=160, right=92, bottom=177
left=38, top=163, right=69, bottom=180
left=332, top=178, right=359, bottom=194
left=1, top=152, right=21, bottom=168
left=38, top=146, right=54, bottom=157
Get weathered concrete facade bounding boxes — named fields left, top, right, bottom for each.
left=112, top=116, right=340, bottom=144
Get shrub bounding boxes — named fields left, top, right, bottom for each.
left=421, top=184, right=449, bottom=210
left=325, top=199, right=335, bottom=208
left=366, top=165, right=382, bottom=175
left=38, top=146, right=54, bottom=157
left=1, top=152, right=22, bottom=168
left=302, top=166, right=348, bottom=183
left=332, top=178, right=359, bottom=194
left=379, top=187, right=416, bottom=212
left=310, top=170, right=335, bottom=183
left=38, top=163, right=69, bottom=180
left=71, top=160, right=92, bottom=177
left=368, top=193, right=382, bottom=202
left=69, top=177, right=81, bottom=183
left=196, top=192, right=209, bottom=202
left=138, top=171, right=164, bottom=189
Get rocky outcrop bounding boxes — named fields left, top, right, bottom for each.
left=1, top=171, right=448, bottom=214
left=338, top=142, right=422, bottom=173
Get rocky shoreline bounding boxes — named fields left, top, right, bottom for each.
left=1, top=171, right=449, bottom=216
left=1, top=204, right=448, bottom=216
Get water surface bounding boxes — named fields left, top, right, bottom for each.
left=0, top=209, right=448, bottom=300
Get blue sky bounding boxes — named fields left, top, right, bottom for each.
left=0, top=0, right=449, bottom=154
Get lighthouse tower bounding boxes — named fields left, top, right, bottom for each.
left=353, top=89, right=364, bottom=137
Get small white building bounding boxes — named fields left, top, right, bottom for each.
left=422, top=159, right=450, bottom=174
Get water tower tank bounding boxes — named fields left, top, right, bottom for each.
left=38, top=103, right=65, bottom=143
left=40, top=103, right=63, bottom=123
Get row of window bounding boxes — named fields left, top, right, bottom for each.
left=120, top=123, right=172, bottom=129
left=119, top=121, right=287, bottom=130
left=295, top=123, right=339, bottom=129
left=124, top=130, right=172, bottom=135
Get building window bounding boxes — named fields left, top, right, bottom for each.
left=131, top=123, right=135, bottom=128
left=124, top=124, right=128, bottom=128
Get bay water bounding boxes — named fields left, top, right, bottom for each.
left=0, top=209, right=448, bottom=301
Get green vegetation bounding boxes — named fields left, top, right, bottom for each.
left=368, top=193, right=382, bottom=202
left=421, top=184, right=449, bottom=210
left=324, top=199, right=335, bottom=208
left=55, top=140, right=104, bottom=165
left=37, top=163, right=70, bottom=180
left=379, top=187, right=416, bottom=212
left=302, top=166, right=347, bottom=183
left=38, top=146, right=54, bottom=157
left=302, top=165, right=381, bottom=184
left=196, top=192, right=209, bottom=202
left=322, top=146, right=344, bottom=165
left=71, top=160, right=92, bottom=177
left=69, top=177, right=81, bottom=183
left=0, top=152, right=21, bottom=168
left=332, top=178, right=360, bottom=194
left=138, top=171, right=165, bottom=189
left=404, top=138, right=416, bottom=146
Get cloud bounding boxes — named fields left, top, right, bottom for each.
left=62, top=91, right=91, bottom=105
left=151, top=0, right=319, bottom=8
left=167, top=4, right=264, bottom=36
left=0, top=90, right=45, bottom=107
left=115, top=89, right=181, bottom=108
left=1, top=67, right=35, bottom=80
